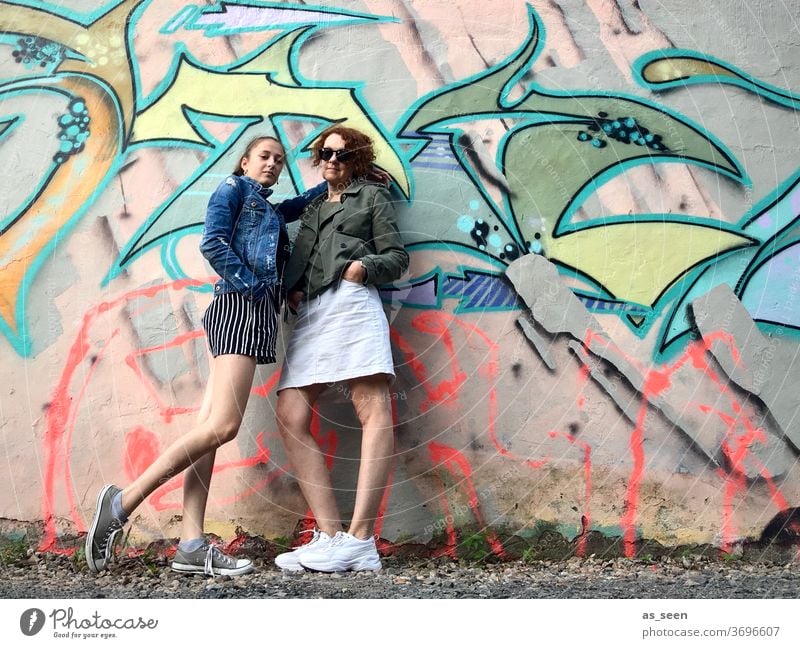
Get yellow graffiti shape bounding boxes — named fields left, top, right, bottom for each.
left=0, top=75, right=121, bottom=332
left=131, top=30, right=409, bottom=196
left=547, top=222, right=753, bottom=307
left=640, top=58, right=737, bottom=85
left=0, top=0, right=138, bottom=129
left=0, top=0, right=141, bottom=337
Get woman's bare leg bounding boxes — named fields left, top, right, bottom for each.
left=120, top=354, right=257, bottom=516
left=179, top=363, right=217, bottom=542
left=276, top=385, right=343, bottom=536
left=347, top=375, right=394, bottom=539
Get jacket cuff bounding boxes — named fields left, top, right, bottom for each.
left=248, top=281, right=268, bottom=302
left=359, top=256, right=375, bottom=284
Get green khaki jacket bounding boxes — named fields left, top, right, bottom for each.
left=284, top=180, right=409, bottom=298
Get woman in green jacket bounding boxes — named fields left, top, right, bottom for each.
left=274, top=125, right=408, bottom=573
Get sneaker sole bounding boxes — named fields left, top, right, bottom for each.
left=274, top=560, right=305, bottom=572
left=170, top=562, right=254, bottom=577
left=299, top=557, right=382, bottom=573
left=85, top=484, right=118, bottom=574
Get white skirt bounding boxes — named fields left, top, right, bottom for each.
left=277, top=279, right=395, bottom=390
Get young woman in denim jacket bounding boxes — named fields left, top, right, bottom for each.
left=85, top=136, right=326, bottom=577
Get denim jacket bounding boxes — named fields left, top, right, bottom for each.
left=200, top=174, right=326, bottom=301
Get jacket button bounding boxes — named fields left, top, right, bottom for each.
left=336, top=225, right=343, bottom=232
left=340, top=243, right=347, bottom=249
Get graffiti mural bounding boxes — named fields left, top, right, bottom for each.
left=2, top=0, right=800, bottom=557
left=0, top=0, right=409, bottom=355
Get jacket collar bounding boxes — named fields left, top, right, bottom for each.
left=338, top=178, right=380, bottom=197
left=239, top=174, right=274, bottom=198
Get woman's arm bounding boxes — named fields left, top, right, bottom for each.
left=358, top=187, right=409, bottom=285
left=274, top=182, right=327, bottom=223
left=199, top=176, right=266, bottom=300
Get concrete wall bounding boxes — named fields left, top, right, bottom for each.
left=2, top=0, right=799, bottom=557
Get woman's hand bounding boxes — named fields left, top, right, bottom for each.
left=366, top=167, right=391, bottom=187
left=342, top=260, right=367, bottom=284
left=287, top=290, right=304, bottom=312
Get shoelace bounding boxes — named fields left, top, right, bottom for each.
left=298, top=528, right=320, bottom=546
left=327, top=532, right=376, bottom=549
left=328, top=532, right=347, bottom=548
left=203, top=545, right=234, bottom=576
left=99, top=518, right=123, bottom=555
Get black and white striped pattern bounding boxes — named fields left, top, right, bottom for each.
left=202, top=287, right=281, bottom=364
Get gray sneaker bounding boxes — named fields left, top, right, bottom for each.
left=171, top=544, right=254, bottom=577
left=274, top=529, right=332, bottom=572
left=85, top=484, right=125, bottom=573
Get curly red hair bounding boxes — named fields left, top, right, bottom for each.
left=311, top=125, right=375, bottom=178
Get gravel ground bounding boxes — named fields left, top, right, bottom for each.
left=3, top=550, right=800, bottom=599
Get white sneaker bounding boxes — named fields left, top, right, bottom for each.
left=298, top=531, right=382, bottom=572
left=274, top=529, right=332, bottom=572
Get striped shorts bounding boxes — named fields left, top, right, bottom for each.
left=201, top=287, right=280, bottom=364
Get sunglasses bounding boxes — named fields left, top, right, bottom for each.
left=319, top=147, right=354, bottom=163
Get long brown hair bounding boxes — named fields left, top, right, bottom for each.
left=232, top=136, right=284, bottom=176
left=310, top=125, right=375, bottom=178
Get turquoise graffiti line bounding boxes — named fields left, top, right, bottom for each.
left=113, top=3, right=409, bottom=279
left=105, top=114, right=259, bottom=283
left=0, top=0, right=407, bottom=354
left=657, top=169, right=800, bottom=360
left=0, top=73, right=126, bottom=356
left=378, top=266, right=521, bottom=314
left=393, top=4, right=751, bottom=337
left=137, top=1, right=390, bottom=109
left=1, top=0, right=125, bottom=25
left=633, top=49, right=800, bottom=111
left=181, top=1, right=383, bottom=38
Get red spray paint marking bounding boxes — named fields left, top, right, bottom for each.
left=618, top=365, right=672, bottom=558
left=428, top=441, right=508, bottom=559
left=223, top=534, right=248, bottom=555
left=694, top=328, right=789, bottom=548
left=581, top=326, right=783, bottom=555
left=716, top=465, right=747, bottom=553
left=548, top=431, right=593, bottom=556
left=393, top=314, right=510, bottom=555
left=41, top=278, right=204, bottom=551
left=123, top=426, right=160, bottom=482
left=124, top=330, right=205, bottom=423
left=57, top=333, right=117, bottom=539
left=410, top=312, right=469, bottom=410
left=577, top=364, right=590, bottom=409
left=686, top=338, right=761, bottom=550
left=747, top=456, right=789, bottom=512
left=578, top=329, right=678, bottom=558
left=396, top=313, right=583, bottom=551
left=620, top=400, right=648, bottom=557
left=389, top=311, right=472, bottom=413
left=146, top=431, right=272, bottom=510
left=700, top=398, right=790, bottom=551
left=393, top=312, right=519, bottom=463
left=430, top=474, right=458, bottom=558
left=40, top=313, right=94, bottom=550
left=252, top=367, right=282, bottom=398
